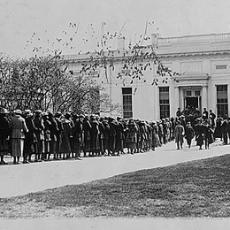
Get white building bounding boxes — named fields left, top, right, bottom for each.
left=65, top=33, right=230, bottom=120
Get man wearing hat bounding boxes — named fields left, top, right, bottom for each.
left=0, top=108, right=10, bottom=164
left=174, top=121, right=185, bottom=150
left=10, top=109, right=28, bottom=164
left=185, top=121, right=195, bottom=148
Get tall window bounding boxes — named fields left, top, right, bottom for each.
left=159, top=87, right=170, bottom=118
left=122, top=88, right=133, bottom=119
left=216, top=85, right=228, bottom=117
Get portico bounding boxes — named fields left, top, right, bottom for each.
left=171, top=74, right=210, bottom=116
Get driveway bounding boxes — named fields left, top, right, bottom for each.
left=0, top=140, right=229, bottom=198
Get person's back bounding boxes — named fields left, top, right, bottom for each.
left=0, top=114, right=10, bottom=139
left=174, top=123, right=184, bottom=149
left=11, top=115, right=27, bottom=139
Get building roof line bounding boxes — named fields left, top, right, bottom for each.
left=159, top=32, right=230, bottom=40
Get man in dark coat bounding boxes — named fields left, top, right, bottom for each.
left=202, top=108, right=208, bottom=120
left=0, top=108, right=10, bottom=164
left=185, top=121, right=195, bottom=148
left=221, top=116, right=229, bottom=145
left=176, top=108, right=182, bottom=117
left=209, top=110, right=216, bottom=128
left=195, top=119, right=206, bottom=150
left=174, top=121, right=184, bottom=150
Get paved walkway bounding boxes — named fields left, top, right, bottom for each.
left=0, top=140, right=229, bottom=198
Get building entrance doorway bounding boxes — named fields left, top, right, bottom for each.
left=183, top=87, right=201, bottom=112
left=185, top=97, right=201, bottom=110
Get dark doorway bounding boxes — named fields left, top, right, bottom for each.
left=185, top=97, right=198, bottom=109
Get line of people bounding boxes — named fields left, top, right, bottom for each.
left=0, top=106, right=228, bottom=165
left=0, top=108, right=175, bottom=165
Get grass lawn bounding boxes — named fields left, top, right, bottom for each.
left=1, top=154, right=230, bottom=217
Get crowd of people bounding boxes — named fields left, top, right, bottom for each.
left=0, top=106, right=229, bottom=165
left=174, top=107, right=230, bottom=150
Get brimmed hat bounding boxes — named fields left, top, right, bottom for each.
left=35, top=110, right=42, bottom=114
left=42, top=112, right=49, bottom=116
left=14, top=109, right=22, bottom=115
left=0, top=107, right=8, bottom=114
left=79, top=114, right=85, bottom=118
left=24, top=109, right=33, bottom=116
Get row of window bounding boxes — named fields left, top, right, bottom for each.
left=122, top=85, right=229, bottom=119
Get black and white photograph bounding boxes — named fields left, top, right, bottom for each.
left=1, top=0, right=230, bottom=229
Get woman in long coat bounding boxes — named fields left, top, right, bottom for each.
left=43, top=113, right=52, bottom=160
left=23, top=110, right=38, bottom=163
left=34, top=110, right=45, bottom=161
left=0, top=108, right=10, bottom=164
left=126, top=120, right=138, bottom=154
left=102, top=118, right=110, bottom=155
left=10, top=109, right=28, bottom=164
left=214, top=117, right=222, bottom=140
left=48, top=112, right=58, bottom=160
left=83, top=116, right=92, bottom=157
left=90, top=116, right=100, bottom=156
left=72, top=114, right=84, bottom=158
left=60, top=115, right=72, bottom=159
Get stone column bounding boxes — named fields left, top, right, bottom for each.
left=155, top=86, right=160, bottom=120
left=174, top=86, right=180, bottom=114
left=201, top=86, right=208, bottom=110
left=227, top=84, right=230, bottom=116
left=179, top=87, right=184, bottom=110
left=169, top=85, right=175, bottom=118
left=209, top=83, right=216, bottom=114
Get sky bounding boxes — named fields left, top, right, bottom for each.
left=1, top=0, right=230, bottom=57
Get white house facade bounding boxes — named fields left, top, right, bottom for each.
left=65, top=33, right=230, bottom=121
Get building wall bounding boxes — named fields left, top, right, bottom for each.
left=65, top=33, right=230, bottom=120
